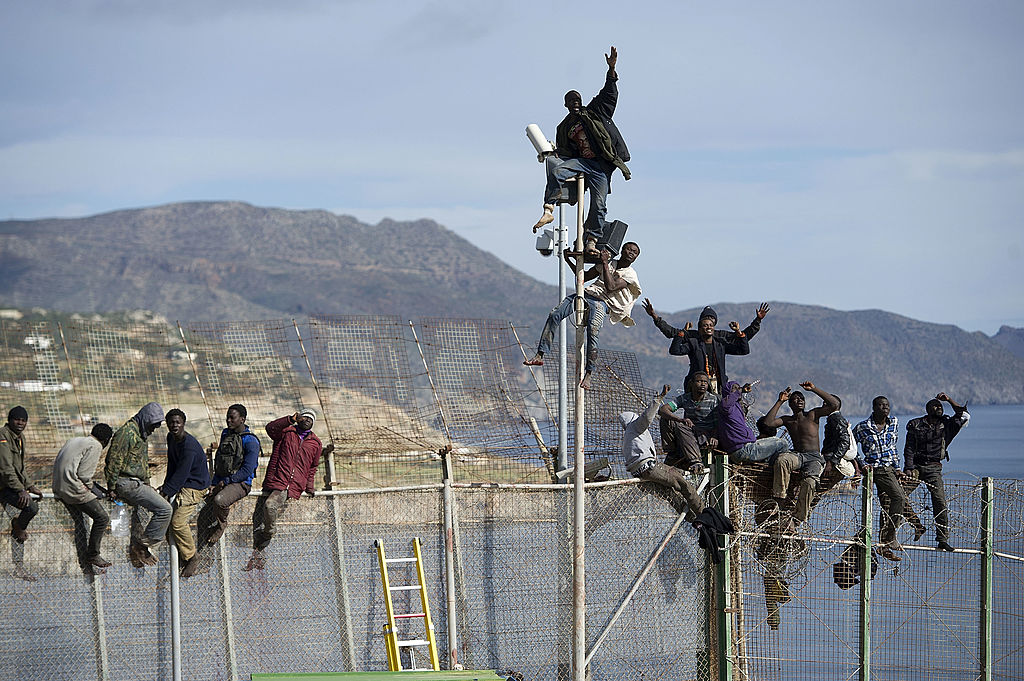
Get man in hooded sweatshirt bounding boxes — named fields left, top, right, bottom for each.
left=104, top=402, right=171, bottom=568
left=621, top=385, right=705, bottom=520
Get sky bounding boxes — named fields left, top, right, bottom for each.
left=1, top=1, right=1022, bottom=333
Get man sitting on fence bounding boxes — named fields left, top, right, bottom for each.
left=659, top=371, right=719, bottom=474
left=161, top=409, right=211, bottom=578
left=245, top=410, right=323, bottom=571
left=523, top=244, right=641, bottom=390
left=206, top=403, right=261, bottom=547
left=763, top=382, right=840, bottom=530
left=52, top=423, right=114, bottom=576
left=0, top=406, right=43, bottom=581
left=105, top=402, right=172, bottom=568
left=853, top=396, right=907, bottom=562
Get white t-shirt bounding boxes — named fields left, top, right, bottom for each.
left=585, top=264, right=641, bottom=327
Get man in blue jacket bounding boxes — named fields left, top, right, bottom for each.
left=532, top=46, right=630, bottom=258
left=161, top=408, right=211, bottom=577
left=205, top=404, right=261, bottom=547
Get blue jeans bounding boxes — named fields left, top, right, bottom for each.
left=729, top=436, right=790, bottom=464
left=544, top=156, right=611, bottom=242
left=114, top=477, right=172, bottom=546
left=537, top=295, right=607, bottom=373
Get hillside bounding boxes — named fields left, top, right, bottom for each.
left=2, top=201, right=1023, bottom=414
left=992, top=326, right=1024, bottom=360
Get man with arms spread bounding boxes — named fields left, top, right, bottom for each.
left=524, top=244, right=642, bottom=390
left=853, top=396, right=907, bottom=561
left=659, top=371, right=719, bottom=473
left=904, top=392, right=970, bottom=552
left=763, top=382, right=839, bottom=528
left=246, top=409, right=323, bottom=571
left=642, top=302, right=769, bottom=395
left=161, top=409, right=211, bottom=578
left=52, top=423, right=114, bottom=575
left=532, top=46, right=630, bottom=258
left=105, top=402, right=171, bottom=568
left=206, top=403, right=261, bottom=546
left=621, top=385, right=705, bottom=520
left=0, top=406, right=42, bottom=580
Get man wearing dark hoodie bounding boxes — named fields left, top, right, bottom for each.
left=105, top=402, right=170, bottom=567
left=642, top=301, right=769, bottom=395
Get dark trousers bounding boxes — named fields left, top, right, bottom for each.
left=1, top=487, right=38, bottom=564
left=252, top=489, right=290, bottom=552
left=637, top=462, right=705, bottom=521
left=659, top=419, right=704, bottom=469
left=62, top=499, right=110, bottom=566
left=905, top=463, right=949, bottom=542
left=873, top=466, right=907, bottom=544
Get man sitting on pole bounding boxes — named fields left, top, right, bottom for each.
left=532, top=46, right=630, bottom=259
left=523, top=243, right=642, bottom=390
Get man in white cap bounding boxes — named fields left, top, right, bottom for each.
left=245, top=409, right=323, bottom=571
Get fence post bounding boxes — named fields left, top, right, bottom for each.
left=713, top=454, right=733, bottom=681
left=91, top=569, right=110, bottom=681
left=859, top=468, right=873, bottom=681
left=571, top=174, right=587, bottom=681
left=440, top=447, right=459, bottom=669
left=218, top=537, right=239, bottom=681
left=980, top=477, right=994, bottom=681
left=170, top=544, right=182, bottom=681
left=331, top=496, right=357, bottom=670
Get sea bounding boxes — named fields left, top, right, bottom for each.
left=890, top=403, right=1022, bottom=480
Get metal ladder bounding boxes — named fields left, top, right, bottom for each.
left=375, top=537, right=440, bottom=672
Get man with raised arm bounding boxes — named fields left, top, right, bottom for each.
left=852, top=396, right=907, bottom=561
left=532, top=46, right=630, bottom=259
left=659, top=371, right=719, bottom=473
left=763, top=382, right=839, bottom=528
left=52, top=423, right=114, bottom=576
left=642, top=302, right=769, bottom=395
left=524, top=243, right=642, bottom=390
left=717, top=381, right=792, bottom=466
left=245, top=409, right=323, bottom=571
left=621, top=385, right=705, bottom=520
left=904, top=392, right=970, bottom=552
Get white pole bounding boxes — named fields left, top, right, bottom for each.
left=170, top=544, right=182, bottom=681
left=557, top=202, right=569, bottom=474
left=572, top=175, right=587, bottom=681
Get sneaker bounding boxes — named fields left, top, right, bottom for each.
left=937, top=541, right=955, bottom=552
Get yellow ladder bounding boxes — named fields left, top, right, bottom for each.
left=375, top=537, right=440, bottom=672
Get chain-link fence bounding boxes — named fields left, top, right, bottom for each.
left=1, top=476, right=1022, bottom=681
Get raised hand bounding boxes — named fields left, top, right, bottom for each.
left=779, top=387, right=792, bottom=402
left=642, top=298, right=657, bottom=318
left=683, top=321, right=693, bottom=332
left=756, top=303, right=770, bottom=320
left=729, top=321, right=741, bottom=333
left=605, top=46, right=617, bottom=70
left=936, top=392, right=950, bottom=402
left=799, top=381, right=816, bottom=391
left=659, top=384, right=671, bottom=398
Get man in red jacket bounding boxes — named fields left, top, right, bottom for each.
left=244, top=409, right=322, bottom=571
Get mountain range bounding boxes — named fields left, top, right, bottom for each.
left=2, top=201, right=1022, bottom=414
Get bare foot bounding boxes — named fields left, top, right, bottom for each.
left=243, top=551, right=265, bottom=572
left=532, top=209, right=554, bottom=233
left=580, top=371, right=593, bottom=390
left=523, top=353, right=544, bottom=367
left=10, top=521, right=27, bottom=543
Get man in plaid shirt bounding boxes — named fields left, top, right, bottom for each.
left=853, top=396, right=907, bottom=561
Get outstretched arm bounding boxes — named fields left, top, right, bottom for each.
left=804, top=381, right=839, bottom=418
left=643, top=298, right=686, bottom=339
left=763, top=387, right=791, bottom=428
left=744, top=303, right=770, bottom=340
left=635, top=384, right=670, bottom=432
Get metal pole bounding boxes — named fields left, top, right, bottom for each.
left=56, top=322, right=87, bottom=436
left=860, top=468, right=874, bottom=681
left=441, top=446, right=460, bottom=669
left=91, top=568, right=110, bottom=681
left=218, top=537, right=239, bottom=681
left=572, top=174, right=587, bottom=681
left=980, top=477, right=994, bottom=681
left=293, top=320, right=337, bottom=488
left=331, top=496, right=357, bottom=670
left=714, top=453, right=733, bottom=681
left=176, top=322, right=218, bottom=448
left=557, top=202, right=568, bottom=475
left=170, top=544, right=182, bottom=681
